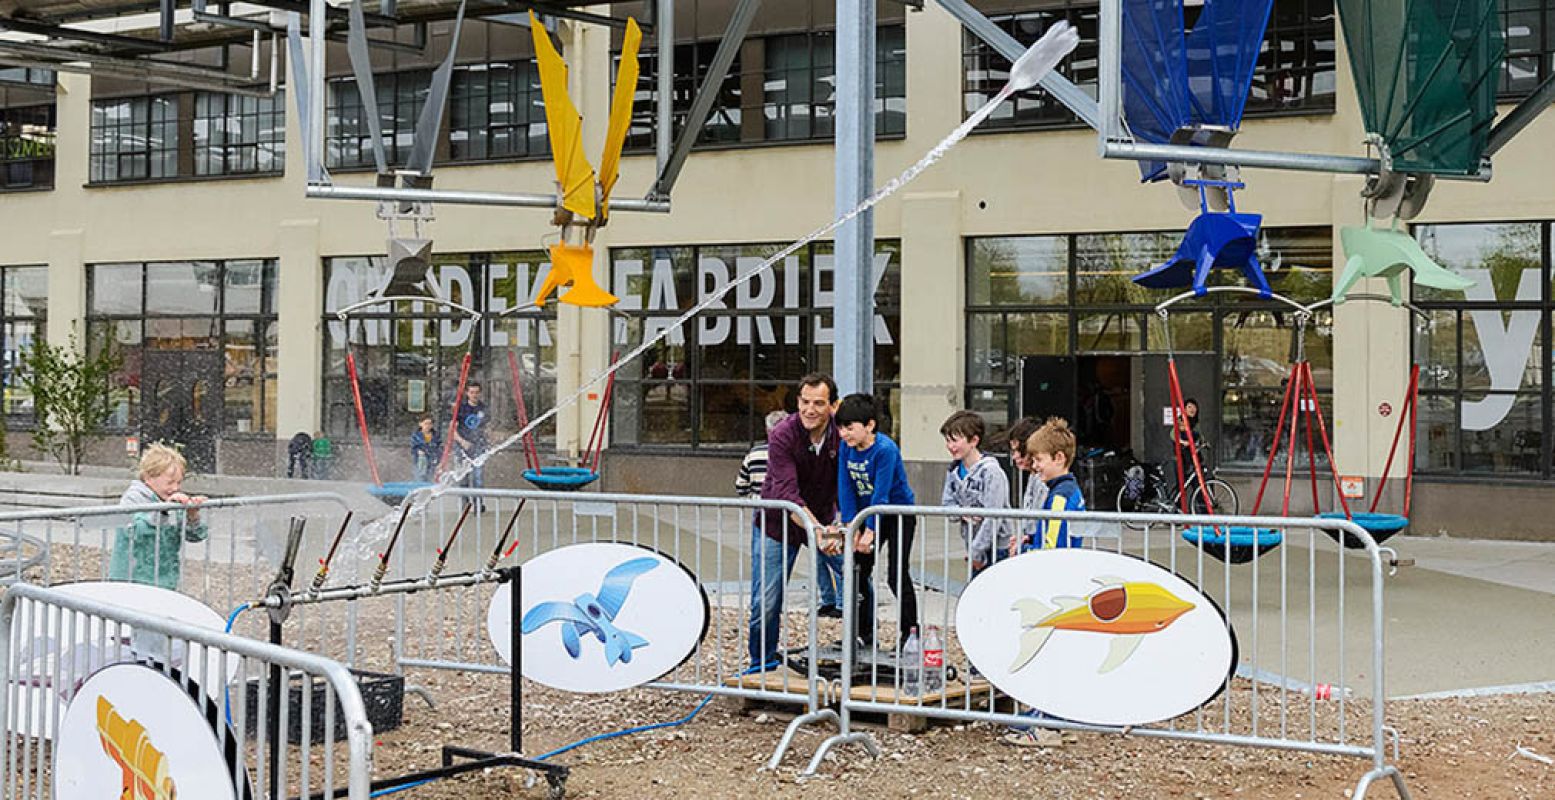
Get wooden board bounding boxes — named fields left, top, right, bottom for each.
left=723, top=668, right=811, bottom=696
left=847, top=678, right=994, bottom=706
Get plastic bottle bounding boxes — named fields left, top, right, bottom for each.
left=921, top=625, right=945, bottom=695
left=900, top=627, right=922, bottom=697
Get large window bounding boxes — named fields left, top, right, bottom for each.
left=328, top=71, right=431, bottom=169
left=608, top=241, right=901, bottom=449
left=0, top=102, right=54, bottom=191
left=321, top=253, right=558, bottom=446
left=966, top=228, right=1334, bottom=467
left=193, top=92, right=286, bottom=175
left=623, top=24, right=908, bottom=151
left=1499, top=0, right=1555, bottom=96
left=1413, top=223, right=1549, bottom=477
left=963, top=0, right=1336, bottom=131
left=449, top=61, right=547, bottom=160
left=86, top=260, right=279, bottom=435
left=90, top=95, right=179, bottom=182
left=0, top=266, right=47, bottom=421
left=90, top=91, right=286, bottom=183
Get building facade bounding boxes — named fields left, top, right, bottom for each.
left=2, top=1, right=1553, bottom=538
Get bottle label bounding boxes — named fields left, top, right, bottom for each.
left=924, top=649, right=944, bottom=668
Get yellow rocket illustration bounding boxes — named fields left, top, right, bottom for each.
left=528, top=11, right=643, bottom=308
left=97, top=696, right=176, bottom=800
left=1010, top=580, right=1195, bottom=674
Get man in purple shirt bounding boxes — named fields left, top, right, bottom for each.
left=748, top=373, right=840, bottom=671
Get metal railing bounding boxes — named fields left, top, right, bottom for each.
left=0, top=581, right=374, bottom=799
left=0, top=494, right=371, bottom=668
left=806, top=505, right=1409, bottom=799
left=387, top=487, right=840, bottom=765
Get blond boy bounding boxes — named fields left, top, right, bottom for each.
left=109, top=444, right=208, bottom=590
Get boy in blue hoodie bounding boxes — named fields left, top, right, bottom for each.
left=1022, top=417, right=1086, bottom=551
left=835, top=394, right=919, bottom=648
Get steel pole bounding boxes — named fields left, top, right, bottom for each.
left=835, top=0, right=875, bottom=396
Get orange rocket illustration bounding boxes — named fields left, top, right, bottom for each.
left=1010, top=580, right=1195, bottom=674
left=96, top=696, right=176, bottom=800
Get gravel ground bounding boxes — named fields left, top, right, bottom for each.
left=365, top=670, right=1555, bottom=800
left=9, top=542, right=1553, bottom=798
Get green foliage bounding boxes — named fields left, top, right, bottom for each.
left=20, top=333, right=123, bottom=475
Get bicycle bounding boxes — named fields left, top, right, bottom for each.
left=1115, top=444, right=1239, bottom=530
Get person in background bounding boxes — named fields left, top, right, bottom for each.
left=286, top=431, right=312, bottom=479
left=940, top=410, right=1011, bottom=578
left=410, top=415, right=441, bottom=483
left=735, top=410, right=790, bottom=498
left=1004, top=417, right=1047, bottom=558
left=1176, top=397, right=1202, bottom=453
left=454, top=383, right=489, bottom=508
left=109, top=443, right=208, bottom=591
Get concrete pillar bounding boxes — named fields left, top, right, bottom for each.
left=899, top=191, right=964, bottom=462
left=895, top=3, right=970, bottom=462
left=46, top=72, right=92, bottom=346
left=276, top=219, right=323, bottom=437
left=1327, top=28, right=1410, bottom=486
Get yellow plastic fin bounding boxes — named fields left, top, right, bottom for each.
left=597, top=17, right=642, bottom=220
left=530, top=11, right=596, bottom=220
left=533, top=243, right=618, bottom=308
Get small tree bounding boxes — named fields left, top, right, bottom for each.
left=20, top=333, right=122, bottom=475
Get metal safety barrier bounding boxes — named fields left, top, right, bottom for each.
left=385, top=487, right=840, bottom=764
left=0, top=581, right=374, bottom=799
left=0, top=494, right=373, bottom=669
left=807, top=505, right=1409, bottom=799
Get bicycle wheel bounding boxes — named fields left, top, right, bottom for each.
left=1116, top=485, right=1152, bottom=530
left=1190, top=479, right=1239, bottom=516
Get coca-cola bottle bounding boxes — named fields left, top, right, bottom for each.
left=921, top=625, right=945, bottom=695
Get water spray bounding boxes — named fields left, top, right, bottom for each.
left=339, top=21, right=1083, bottom=561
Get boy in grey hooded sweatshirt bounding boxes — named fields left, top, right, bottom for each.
left=939, top=411, right=1011, bottom=575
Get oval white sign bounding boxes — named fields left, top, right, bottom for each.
left=54, top=662, right=248, bottom=800
left=487, top=543, right=708, bottom=694
left=956, top=549, right=1236, bottom=727
left=10, top=581, right=238, bottom=740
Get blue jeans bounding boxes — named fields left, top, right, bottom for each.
left=817, top=551, right=844, bottom=608
left=747, top=525, right=801, bottom=669
left=458, top=447, right=484, bottom=490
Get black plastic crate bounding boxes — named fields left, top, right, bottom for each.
left=243, top=669, right=404, bottom=744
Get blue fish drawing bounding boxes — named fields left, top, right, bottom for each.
left=520, top=556, right=658, bottom=666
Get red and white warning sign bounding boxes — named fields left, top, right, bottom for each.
left=1339, top=475, right=1366, bottom=500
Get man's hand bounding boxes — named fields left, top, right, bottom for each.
left=971, top=557, right=986, bottom=571
left=854, top=529, right=875, bottom=555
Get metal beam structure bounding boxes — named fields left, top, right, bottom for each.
left=307, top=183, right=672, bottom=212
left=1093, top=0, right=1499, bottom=180
left=835, top=0, right=875, bottom=396
left=1486, top=70, right=1555, bottom=158
left=655, top=0, right=673, bottom=178
left=934, top=0, right=1099, bottom=129
left=0, top=18, right=168, bottom=52
left=650, top=0, right=761, bottom=200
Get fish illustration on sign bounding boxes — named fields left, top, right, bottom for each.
left=1010, top=579, right=1195, bottom=674
left=97, top=696, right=176, bottom=800
left=520, top=556, right=658, bottom=666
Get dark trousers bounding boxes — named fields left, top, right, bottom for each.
left=854, top=514, right=919, bottom=647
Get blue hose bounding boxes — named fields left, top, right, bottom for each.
left=223, top=603, right=251, bottom=725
